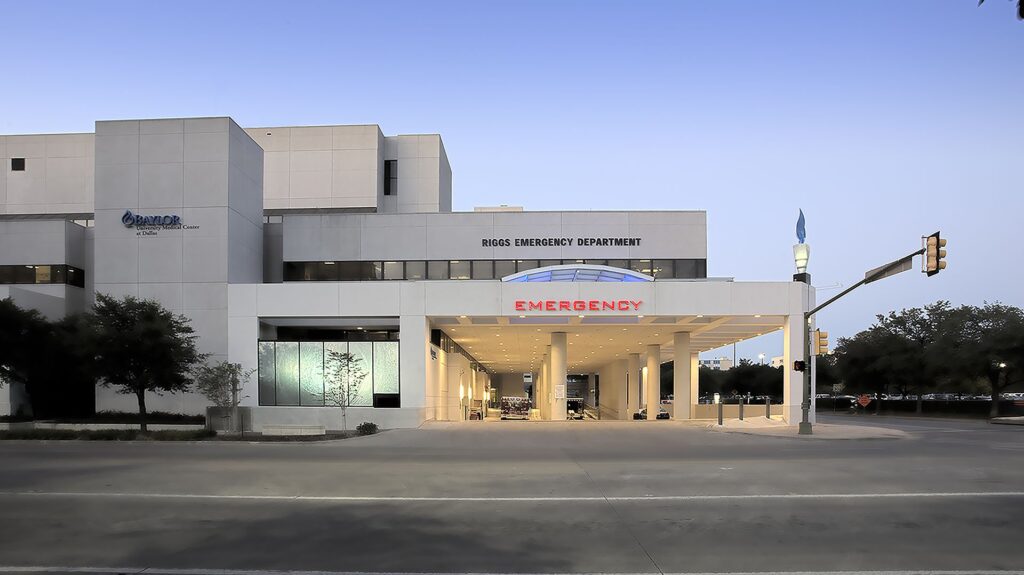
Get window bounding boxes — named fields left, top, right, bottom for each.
left=405, top=261, right=426, bottom=280
left=276, top=260, right=701, bottom=281
left=384, top=160, right=397, bottom=196
left=672, top=259, right=707, bottom=279
left=427, top=260, right=448, bottom=280
left=652, top=260, right=674, bottom=279
left=258, top=340, right=400, bottom=408
left=11, top=158, right=25, bottom=171
left=449, top=260, right=471, bottom=280
left=471, top=260, right=494, bottom=280
left=337, top=262, right=380, bottom=281
left=516, top=260, right=538, bottom=272
left=630, top=260, right=653, bottom=275
left=383, top=261, right=404, bottom=280
left=316, top=262, right=339, bottom=281
left=494, top=260, right=516, bottom=279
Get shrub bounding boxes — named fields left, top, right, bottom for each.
left=0, top=429, right=215, bottom=441
left=356, top=422, right=379, bottom=436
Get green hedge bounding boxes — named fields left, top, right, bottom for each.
left=0, top=429, right=216, bottom=441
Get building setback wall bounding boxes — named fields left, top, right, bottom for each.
left=0, top=133, right=95, bottom=215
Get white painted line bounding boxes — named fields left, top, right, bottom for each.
left=0, top=567, right=1021, bottom=575
left=1, top=490, right=1023, bottom=502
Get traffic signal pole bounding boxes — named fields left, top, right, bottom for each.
left=797, top=245, right=929, bottom=435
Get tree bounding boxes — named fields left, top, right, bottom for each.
left=978, top=0, right=1023, bottom=21
left=195, top=361, right=254, bottom=433
left=941, top=303, right=1024, bottom=417
left=27, top=313, right=97, bottom=418
left=874, top=301, right=954, bottom=413
left=324, top=348, right=368, bottom=431
left=91, top=294, right=203, bottom=432
left=0, top=298, right=51, bottom=391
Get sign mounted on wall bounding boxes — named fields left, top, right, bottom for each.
left=482, top=237, right=642, bottom=248
left=121, top=210, right=198, bottom=237
left=514, top=299, right=642, bottom=312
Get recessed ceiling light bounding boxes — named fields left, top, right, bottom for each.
left=460, top=315, right=467, bottom=318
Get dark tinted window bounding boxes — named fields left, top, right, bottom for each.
left=516, top=260, right=538, bottom=272
left=384, top=160, right=397, bottom=196
left=338, top=262, right=380, bottom=281
left=13, top=265, right=35, bottom=284
left=373, top=394, right=401, bottom=408
left=316, top=262, right=340, bottom=281
left=11, top=158, right=25, bottom=171
left=67, top=266, right=85, bottom=288
left=427, top=260, right=448, bottom=280
left=494, top=260, right=516, bottom=278
left=471, top=260, right=494, bottom=279
left=652, top=260, right=673, bottom=279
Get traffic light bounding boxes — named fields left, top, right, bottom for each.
left=814, top=329, right=829, bottom=356
left=794, top=360, right=806, bottom=372
left=924, top=231, right=947, bottom=277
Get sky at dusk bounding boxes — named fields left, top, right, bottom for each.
left=1, top=0, right=1021, bottom=361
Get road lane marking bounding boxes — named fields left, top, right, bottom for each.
left=1, top=567, right=1022, bottom=575
left=1, top=490, right=1023, bottom=502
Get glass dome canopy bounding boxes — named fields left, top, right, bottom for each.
left=501, top=264, right=654, bottom=283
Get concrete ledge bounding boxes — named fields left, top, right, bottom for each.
left=990, top=416, right=1024, bottom=426
left=261, top=425, right=326, bottom=436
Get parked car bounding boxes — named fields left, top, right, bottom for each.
left=633, top=406, right=670, bottom=420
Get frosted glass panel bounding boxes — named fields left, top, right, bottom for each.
left=373, top=341, right=400, bottom=394
left=348, top=342, right=374, bottom=407
left=299, top=342, right=324, bottom=406
left=258, top=342, right=276, bottom=405
left=275, top=342, right=300, bottom=406
left=323, top=341, right=347, bottom=404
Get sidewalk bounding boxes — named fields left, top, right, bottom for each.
left=705, top=416, right=909, bottom=440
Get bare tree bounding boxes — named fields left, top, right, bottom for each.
left=195, top=361, right=254, bottom=433
left=324, top=349, right=368, bottom=432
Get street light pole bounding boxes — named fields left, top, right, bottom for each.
left=797, top=246, right=927, bottom=435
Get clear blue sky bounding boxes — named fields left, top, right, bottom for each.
left=2, top=0, right=1021, bottom=361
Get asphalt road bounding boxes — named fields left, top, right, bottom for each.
left=1, top=415, right=1022, bottom=574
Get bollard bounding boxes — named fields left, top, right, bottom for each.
left=766, top=398, right=771, bottom=419
left=739, top=397, right=744, bottom=420
left=718, top=400, right=723, bottom=426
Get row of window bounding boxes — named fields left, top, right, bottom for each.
left=0, top=264, right=85, bottom=288
left=284, top=259, right=707, bottom=282
left=258, top=340, right=400, bottom=408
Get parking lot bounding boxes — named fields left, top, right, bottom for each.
left=0, top=415, right=1022, bottom=574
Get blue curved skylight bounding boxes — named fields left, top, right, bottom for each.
left=501, top=264, right=654, bottom=283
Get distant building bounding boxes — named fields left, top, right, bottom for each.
left=771, top=356, right=784, bottom=368
left=699, top=356, right=733, bottom=371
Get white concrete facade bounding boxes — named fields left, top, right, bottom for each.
left=1, top=115, right=816, bottom=430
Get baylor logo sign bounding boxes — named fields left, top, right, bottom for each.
left=121, top=210, right=198, bottom=236
left=122, top=210, right=181, bottom=228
